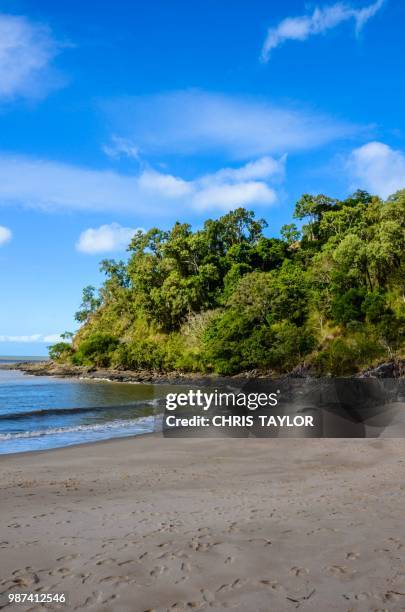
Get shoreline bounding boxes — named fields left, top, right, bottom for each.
left=0, top=429, right=159, bottom=459
left=2, top=362, right=404, bottom=459
left=0, top=360, right=232, bottom=385
left=1, top=357, right=405, bottom=384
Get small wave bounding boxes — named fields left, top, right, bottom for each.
left=78, top=376, right=142, bottom=384
left=0, top=398, right=162, bottom=421
left=0, top=415, right=159, bottom=441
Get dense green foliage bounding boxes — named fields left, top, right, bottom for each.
left=53, top=190, right=405, bottom=375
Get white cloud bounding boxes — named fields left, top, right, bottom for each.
left=0, top=225, right=12, bottom=245
left=191, top=155, right=284, bottom=211
left=0, top=12, right=62, bottom=99
left=193, top=182, right=277, bottom=212
left=0, top=154, right=155, bottom=213
left=76, top=223, right=141, bottom=254
left=103, top=90, right=357, bottom=160
left=137, top=170, right=192, bottom=198
left=43, top=334, right=63, bottom=343
left=261, top=0, right=385, bottom=62
left=347, top=141, right=405, bottom=198
left=202, top=155, right=286, bottom=184
left=0, top=333, right=62, bottom=343
left=0, top=152, right=285, bottom=215
left=103, top=136, right=140, bottom=160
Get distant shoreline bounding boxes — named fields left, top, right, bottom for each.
left=1, top=357, right=404, bottom=383
left=0, top=356, right=45, bottom=364
left=0, top=360, right=235, bottom=385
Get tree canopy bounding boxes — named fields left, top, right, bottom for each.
left=54, top=190, right=405, bottom=376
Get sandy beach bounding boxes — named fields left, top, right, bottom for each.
left=1, top=435, right=405, bottom=611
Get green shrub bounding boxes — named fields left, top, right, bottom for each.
left=48, top=342, right=74, bottom=362
left=202, top=310, right=315, bottom=375
left=73, top=333, right=119, bottom=367
left=331, top=287, right=366, bottom=325
left=362, top=290, right=388, bottom=322
left=264, top=321, right=316, bottom=371
left=112, top=339, right=166, bottom=371
left=314, top=333, right=385, bottom=376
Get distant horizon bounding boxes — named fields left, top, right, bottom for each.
left=0, top=352, right=48, bottom=360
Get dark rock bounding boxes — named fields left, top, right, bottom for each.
left=359, top=360, right=405, bottom=378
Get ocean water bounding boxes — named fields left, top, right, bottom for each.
left=0, top=367, right=175, bottom=454
left=0, top=356, right=45, bottom=364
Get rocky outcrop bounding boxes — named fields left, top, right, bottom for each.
left=359, top=360, right=405, bottom=378
left=0, top=361, right=224, bottom=385
left=2, top=357, right=404, bottom=383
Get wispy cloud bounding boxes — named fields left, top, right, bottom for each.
left=261, top=0, right=385, bottom=62
left=0, top=12, right=64, bottom=100
left=102, top=136, right=140, bottom=160
left=0, top=154, right=153, bottom=214
left=76, top=223, right=141, bottom=254
left=0, top=333, right=62, bottom=343
left=0, top=152, right=285, bottom=215
left=103, top=90, right=357, bottom=160
left=0, top=225, right=12, bottom=246
left=43, top=334, right=63, bottom=343
left=347, top=141, right=405, bottom=198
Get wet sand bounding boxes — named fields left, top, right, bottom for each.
left=1, top=435, right=405, bottom=611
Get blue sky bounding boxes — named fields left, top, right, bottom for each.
left=0, top=0, right=404, bottom=356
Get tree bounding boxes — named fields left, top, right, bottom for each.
left=60, top=331, right=74, bottom=341
left=294, top=194, right=338, bottom=242
left=280, top=223, right=301, bottom=245
left=74, top=286, right=102, bottom=323
left=99, top=259, right=130, bottom=288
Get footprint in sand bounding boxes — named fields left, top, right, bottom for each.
left=150, top=565, right=168, bottom=577
left=290, top=566, right=309, bottom=576
left=346, top=552, right=360, bottom=560
left=96, top=557, right=116, bottom=566
left=56, top=554, right=79, bottom=562
left=99, top=575, right=133, bottom=586
left=117, top=559, right=136, bottom=567
left=200, top=588, right=216, bottom=603
left=216, top=578, right=250, bottom=593
left=181, top=561, right=191, bottom=572
left=325, top=564, right=355, bottom=578
left=257, top=579, right=282, bottom=590
left=11, top=571, right=40, bottom=587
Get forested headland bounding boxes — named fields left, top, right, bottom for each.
left=51, top=190, right=405, bottom=376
